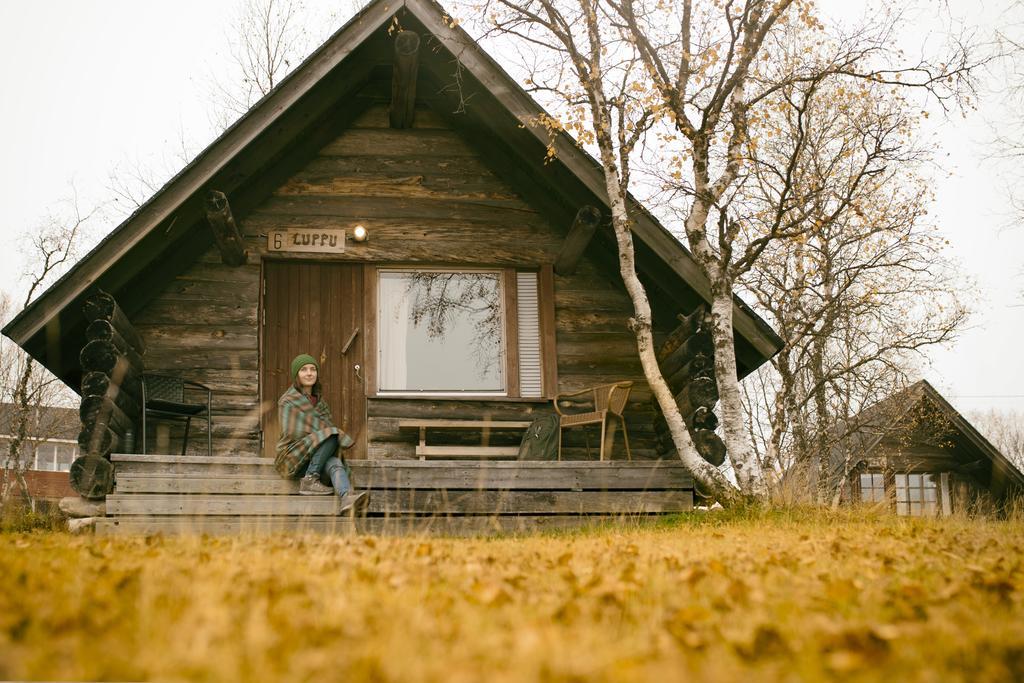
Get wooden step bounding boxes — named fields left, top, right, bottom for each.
left=115, top=474, right=295, bottom=495
left=111, top=456, right=694, bottom=491
left=94, top=514, right=633, bottom=537
left=106, top=489, right=692, bottom=516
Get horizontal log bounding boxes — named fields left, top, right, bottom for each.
left=135, top=325, right=257, bottom=351
left=139, top=349, right=258, bottom=372
left=257, top=195, right=537, bottom=224
left=693, top=429, right=726, bottom=467
left=349, top=101, right=447, bottom=130
left=80, top=340, right=143, bottom=377
left=275, top=174, right=519, bottom=202
left=85, top=319, right=142, bottom=362
left=81, top=370, right=142, bottom=405
left=69, top=455, right=114, bottom=500
left=173, top=260, right=261, bottom=284
left=320, top=129, right=479, bottom=157
left=151, top=277, right=260, bottom=305
left=675, top=376, right=719, bottom=418
left=555, top=310, right=632, bottom=334
left=652, top=395, right=718, bottom=425
left=134, top=301, right=259, bottom=327
left=80, top=394, right=136, bottom=435
left=659, top=333, right=714, bottom=379
left=285, top=156, right=496, bottom=185
left=81, top=290, right=147, bottom=355
left=78, top=424, right=118, bottom=457
left=652, top=406, right=718, bottom=438
left=689, top=406, right=719, bottom=431
left=657, top=306, right=711, bottom=360
left=665, top=353, right=713, bottom=393
left=142, top=369, right=258, bottom=395
left=79, top=337, right=145, bottom=395
left=555, top=288, right=633, bottom=312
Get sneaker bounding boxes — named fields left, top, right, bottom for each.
left=338, top=490, right=369, bottom=515
left=298, top=474, right=333, bottom=495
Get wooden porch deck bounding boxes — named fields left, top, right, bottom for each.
left=95, top=454, right=694, bottom=536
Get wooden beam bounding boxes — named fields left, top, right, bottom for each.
left=204, top=190, right=248, bottom=266
left=554, top=205, right=601, bottom=275
left=389, top=31, right=420, bottom=129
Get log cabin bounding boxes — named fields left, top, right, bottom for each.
left=830, top=380, right=1024, bottom=516
left=1, top=0, right=783, bottom=534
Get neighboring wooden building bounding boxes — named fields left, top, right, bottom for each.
left=1, top=0, right=782, bottom=532
left=831, top=380, right=1024, bottom=516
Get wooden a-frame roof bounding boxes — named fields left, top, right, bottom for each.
left=2, top=0, right=782, bottom=390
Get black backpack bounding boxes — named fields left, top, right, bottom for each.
left=517, top=414, right=561, bottom=460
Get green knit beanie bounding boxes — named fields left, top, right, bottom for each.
left=290, top=354, right=319, bottom=380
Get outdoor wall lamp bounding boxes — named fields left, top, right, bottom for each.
left=352, top=224, right=369, bottom=242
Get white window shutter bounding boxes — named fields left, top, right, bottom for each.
left=517, top=272, right=543, bottom=397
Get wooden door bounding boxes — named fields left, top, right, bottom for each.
left=261, top=262, right=366, bottom=459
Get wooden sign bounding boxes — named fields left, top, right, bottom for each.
left=267, top=229, right=346, bottom=253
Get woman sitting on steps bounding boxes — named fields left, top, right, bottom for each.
left=275, top=353, right=368, bottom=514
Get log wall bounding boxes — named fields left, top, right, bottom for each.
left=131, top=92, right=661, bottom=459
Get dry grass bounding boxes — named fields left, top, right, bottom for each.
left=2, top=510, right=1022, bottom=682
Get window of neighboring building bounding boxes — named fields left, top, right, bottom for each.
left=378, top=270, right=508, bottom=394
left=894, top=473, right=939, bottom=517
left=859, top=471, right=886, bottom=503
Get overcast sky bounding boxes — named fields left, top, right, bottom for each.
left=0, top=0, right=1021, bottom=414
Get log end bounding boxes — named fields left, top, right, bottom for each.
left=395, top=30, right=421, bottom=56
left=693, top=430, right=726, bottom=467
left=69, top=456, right=114, bottom=500
left=205, top=189, right=229, bottom=213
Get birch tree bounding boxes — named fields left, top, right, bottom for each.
left=0, top=197, right=98, bottom=505
left=480, top=0, right=978, bottom=500
left=736, top=60, right=971, bottom=502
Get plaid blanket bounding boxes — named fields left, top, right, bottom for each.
left=275, top=386, right=354, bottom=478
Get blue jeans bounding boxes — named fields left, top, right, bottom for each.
left=304, top=435, right=351, bottom=496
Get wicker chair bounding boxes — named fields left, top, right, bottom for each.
left=141, top=374, right=213, bottom=456
left=553, top=381, right=633, bottom=461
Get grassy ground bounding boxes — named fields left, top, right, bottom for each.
left=2, top=509, right=1022, bottom=682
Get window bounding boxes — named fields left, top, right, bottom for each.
left=859, top=472, right=886, bottom=503
left=375, top=267, right=550, bottom=397
left=894, top=473, right=938, bottom=517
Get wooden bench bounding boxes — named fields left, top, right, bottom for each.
left=398, top=419, right=533, bottom=459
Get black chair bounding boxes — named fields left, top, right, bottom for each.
left=141, top=374, right=213, bottom=456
